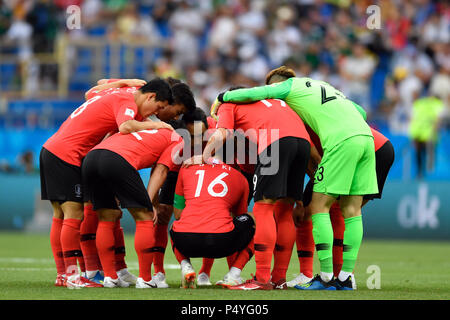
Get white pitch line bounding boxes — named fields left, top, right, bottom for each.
left=0, top=257, right=181, bottom=271
left=0, top=257, right=54, bottom=264
left=0, top=267, right=56, bottom=271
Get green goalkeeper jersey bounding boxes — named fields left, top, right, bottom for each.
left=222, top=77, right=372, bottom=151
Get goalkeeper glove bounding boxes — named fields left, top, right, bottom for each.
left=210, top=98, right=221, bottom=121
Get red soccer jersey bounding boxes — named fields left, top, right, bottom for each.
left=204, top=116, right=218, bottom=141
left=92, top=128, right=183, bottom=171
left=173, top=163, right=249, bottom=233
left=207, top=116, right=217, bottom=130
left=305, top=124, right=323, bottom=156
left=44, top=87, right=143, bottom=166
left=217, top=99, right=311, bottom=154
left=371, top=127, right=389, bottom=151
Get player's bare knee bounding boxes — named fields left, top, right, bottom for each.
left=310, top=192, right=336, bottom=214
left=60, top=201, right=84, bottom=220
left=129, top=208, right=153, bottom=221
left=97, top=209, right=121, bottom=221
left=341, top=207, right=361, bottom=218
left=339, top=195, right=363, bottom=218
left=340, top=202, right=362, bottom=218
left=51, top=201, right=64, bottom=219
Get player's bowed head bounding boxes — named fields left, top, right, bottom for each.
left=265, top=65, right=297, bottom=85
left=210, top=66, right=297, bottom=120
left=158, top=83, right=197, bottom=121
left=134, top=78, right=174, bottom=119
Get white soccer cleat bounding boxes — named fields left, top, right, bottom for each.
left=117, top=268, right=137, bottom=286
left=136, top=277, right=156, bottom=289
left=103, top=276, right=130, bottom=288
left=65, top=274, right=84, bottom=289
left=196, top=272, right=212, bottom=286
left=181, top=261, right=196, bottom=289
left=286, top=273, right=313, bottom=288
left=215, top=272, right=244, bottom=288
left=54, top=273, right=66, bottom=287
left=66, top=274, right=103, bottom=289
left=351, top=273, right=357, bottom=290
left=149, top=272, right=169, bottom=288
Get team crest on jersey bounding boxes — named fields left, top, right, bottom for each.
left=236, top=215, right=249, bottom=222
left=125, top=108, right=135, bottom=118
left=126, top=87, right=137, bottom=93
left=74, top=184, right=82, bottom=198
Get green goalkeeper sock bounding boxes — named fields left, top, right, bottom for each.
left=311, top=213, right=334, bottom=278
left=342, top=215, right=363, bottom=273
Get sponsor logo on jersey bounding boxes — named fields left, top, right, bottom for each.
left=125, top=108, right=135, bottom=118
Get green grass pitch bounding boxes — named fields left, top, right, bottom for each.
left=0, top=232, right=449, bottom=300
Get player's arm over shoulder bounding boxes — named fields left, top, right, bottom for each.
left=221, top=78, right=293, bottom=103
left=118, top=119, right=173, bottom=134
left=85, top=79, right=146, bottom=100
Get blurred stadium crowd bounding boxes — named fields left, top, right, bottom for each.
left=0, top=0, right=449, bottom=176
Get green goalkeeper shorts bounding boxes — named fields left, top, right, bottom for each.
left=313, top=135, right=378, bottom=196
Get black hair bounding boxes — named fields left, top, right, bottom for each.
left=171, top=83, right=196, bottom=113
left=228, top=86, right=246, bottom=91
left=165, top=77, right=182, bottom=87
left=182, top=107, right=208, bottom=128
left=139, top=77, right=173, bottom=104
left=166, top=119, right=186, bottom=130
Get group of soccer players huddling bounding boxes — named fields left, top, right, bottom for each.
left=40, top=66, right=394, bottom=291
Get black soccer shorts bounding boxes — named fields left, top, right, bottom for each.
left=364, top=140, right=395, bottom=201
left=40, top=147, right=84, bottom=203
left=82, top=149, right=152, bottom=211
left=170, top=214, right=255, bottom=259
left=252, top=136, right=310, bottom=202
left=158, top=171, right=179, bottom=206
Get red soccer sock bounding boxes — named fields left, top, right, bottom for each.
left=78, top=256, right=86, bottom=274
left=199, top=258, right=214, bottom=277
left=173, top=246, right=187, bottom=264
left=231, top=239, right=254, bottom=270
left=227, top=253, right=238, bottom=269
left=114, top=219, right=127, bottom=272
left=253, top=202, right=276, bottom=283
left=272, top=202, right=296, bottom=282
left=296, top=219, right=314, bottom=278
left=135, top=220, right=155, bottom=282
left=96, top=221, right=117, bottom=279
left=80, top=204, right=101, bottom=272
left=153, top=223, right=168, bottom=274
left=50, top=217, right=65, bottom=275
left=330, top=203, right=345, bottom=277
left=60, top=218, right=83, bottom=276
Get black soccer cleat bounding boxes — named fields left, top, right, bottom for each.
left=335, top=275, right=354, bottom=290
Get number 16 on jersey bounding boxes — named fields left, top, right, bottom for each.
left=194, top=170, right=229, bottom=198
